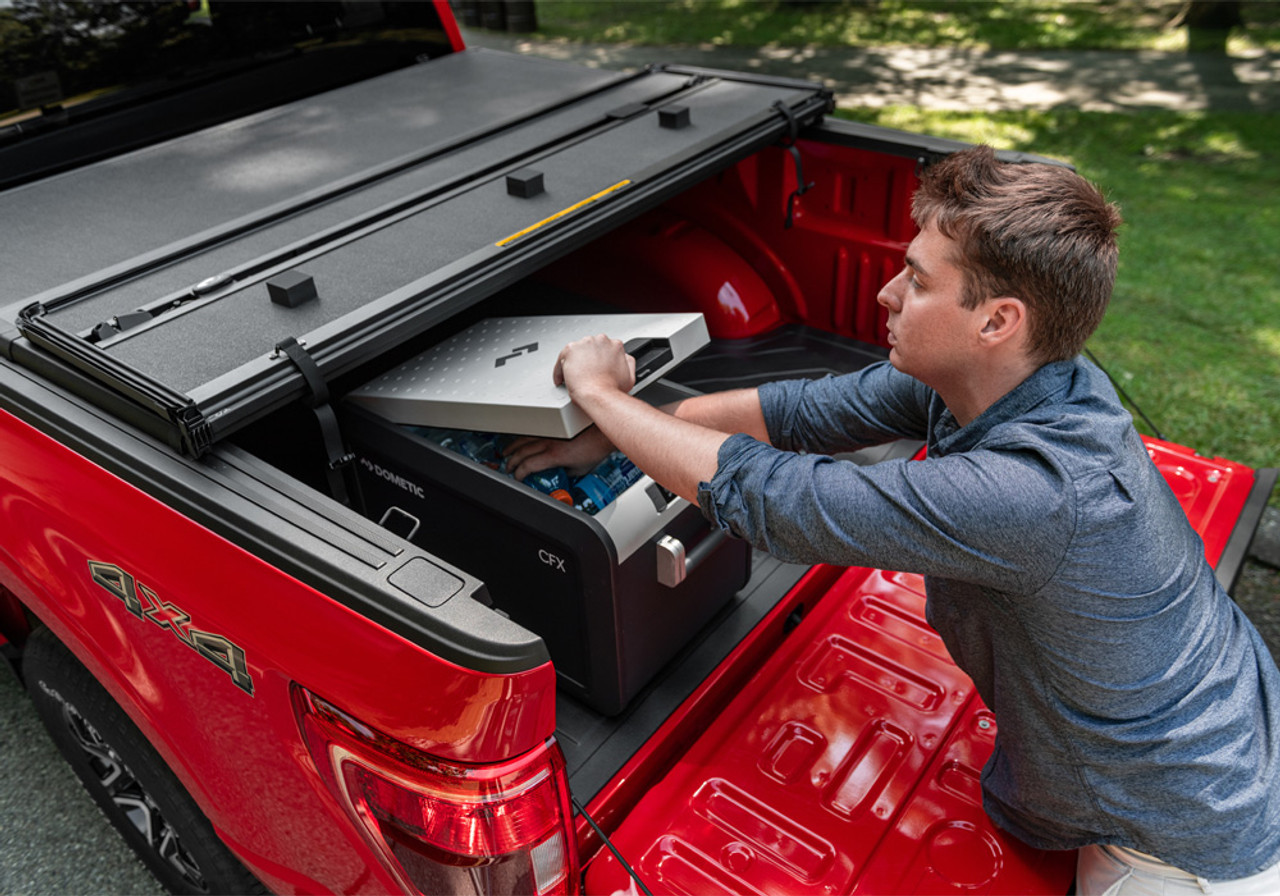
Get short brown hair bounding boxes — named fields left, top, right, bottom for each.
left=911, top=145, right=1122, bottom=363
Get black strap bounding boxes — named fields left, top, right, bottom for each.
left=274, top=337, right=354, bottom=505
left=773, top=100, right=814, bottom=229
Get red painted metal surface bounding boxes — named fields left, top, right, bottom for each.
left=665, top=141, right=919, bottom=347
left=584, top=566, right=1076, bottom=896
left=0, top=407, right=557, bottom=893
left=540, top=141, right=919, bottom=347
left=1143, top=436, right=1256, bottom=567
left=434, top=0, right=467, bottom=52
left=536, top=208, right=785, bottom=340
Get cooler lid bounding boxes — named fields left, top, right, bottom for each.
left=347, top=312, right=708, bottom=437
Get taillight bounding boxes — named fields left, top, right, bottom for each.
left=293, top=686, right=579, bottom=895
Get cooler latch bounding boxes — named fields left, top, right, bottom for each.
left=624, top=337, right=673, bottom=383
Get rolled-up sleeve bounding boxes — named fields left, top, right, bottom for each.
left=698, top=432, right=1071, bottom=594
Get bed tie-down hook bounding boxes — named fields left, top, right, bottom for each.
left=773, top=100, right=814, bottom=229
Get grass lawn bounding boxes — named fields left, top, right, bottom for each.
left=835, top=106, right=1280, bottom=479
left=531, top=1, right=1280, bottom=54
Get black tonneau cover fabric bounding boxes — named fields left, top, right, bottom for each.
left=2, top=51, right=621, bottom=304
left=6, top=50, right=832, bottom=455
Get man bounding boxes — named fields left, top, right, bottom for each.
left=504, top=145, right=1280, bottom=895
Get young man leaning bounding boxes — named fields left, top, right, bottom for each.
left=505, top=145, right=1280, bottom=895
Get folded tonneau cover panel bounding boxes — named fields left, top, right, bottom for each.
left=4, top=49, right=832, bottom=455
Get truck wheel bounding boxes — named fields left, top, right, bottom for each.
left=22, top=627, right=267, bottom=895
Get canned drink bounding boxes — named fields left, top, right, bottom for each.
left=592, top=452, right=643, bottom=495
left=570, top=473, right=615, bottom=515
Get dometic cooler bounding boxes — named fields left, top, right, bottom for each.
left=342, top=313, right=751, bottom=714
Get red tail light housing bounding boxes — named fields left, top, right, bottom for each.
left=294, top=686, right=579, bottom=895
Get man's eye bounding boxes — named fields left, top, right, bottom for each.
left=909, top=275, right=923, bottom=289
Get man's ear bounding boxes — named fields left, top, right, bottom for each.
left=978, top=297, right=1027, bottom=347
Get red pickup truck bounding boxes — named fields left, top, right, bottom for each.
left=2, top=4, right=1273, bottom=894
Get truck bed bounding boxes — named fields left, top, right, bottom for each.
left=4, top=35, right=1274, bottom=896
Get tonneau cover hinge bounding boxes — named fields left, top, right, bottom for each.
left=15, top=301, right=213, bottom=457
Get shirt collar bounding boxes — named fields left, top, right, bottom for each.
left=929, top=359, right=1078, bottom=455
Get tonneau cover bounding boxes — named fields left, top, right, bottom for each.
left=2, top=49, right=831, bottom=455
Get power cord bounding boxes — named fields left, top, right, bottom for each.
left=572, top=795, right=654, bottom=896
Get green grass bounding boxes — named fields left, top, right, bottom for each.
left=529, top=1, right=1280, bottom=53
left=834, top=106, right=1280, bottom=478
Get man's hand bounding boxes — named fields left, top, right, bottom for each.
left=503, top=335, right=632, bottom=481
left=504, top=426, right=614, bottom=481
left=553, top=334, right=636, bottom=401
left=507, top=334, right=766, bottom=503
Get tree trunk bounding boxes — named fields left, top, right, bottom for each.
left=1171, top=1, right=1243, bottom=55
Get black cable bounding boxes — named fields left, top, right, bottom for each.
left=1085, top=347, right=1167, bottom=441
left=571, top=795, right=654, bottom=896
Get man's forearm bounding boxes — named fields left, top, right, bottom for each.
left=663, top=388, right=770, bottom=443
left=573, top=388, right=731, bottom=503
left=503, top=387, right=768, bottom=483
left=547, top=335, right=769, bottom=497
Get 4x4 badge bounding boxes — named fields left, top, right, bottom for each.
left=87, top=561, right=254, bottom=696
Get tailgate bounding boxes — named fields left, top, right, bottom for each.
left=584, top=441, right=1274, bottom=895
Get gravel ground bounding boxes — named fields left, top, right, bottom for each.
left=1235, top=557, right=1280, bottom=666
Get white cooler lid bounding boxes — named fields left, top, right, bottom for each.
left=347, top=312, right=708, bottom=437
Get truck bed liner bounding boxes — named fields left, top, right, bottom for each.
left=583, top=563, right=1077, bottom=895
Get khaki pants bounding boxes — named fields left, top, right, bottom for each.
left=1077, top=844, right=1280, bottom=895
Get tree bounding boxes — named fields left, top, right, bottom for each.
left=1170, top=1, right=1244, bottom=55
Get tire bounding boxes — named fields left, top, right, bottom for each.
left=22, top=627, right=267, bottom=895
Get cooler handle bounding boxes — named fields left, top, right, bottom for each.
left=656, top=528, right=728, bottom=588
left=624, top=337, right=674, bottom=383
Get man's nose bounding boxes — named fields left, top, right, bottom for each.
left=877, top=270, right=905, bottom=311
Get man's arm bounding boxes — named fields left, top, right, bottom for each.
left=504, top=336, right=769, bottom=492
left=570, top=388, right=728, bottom=502
left=668, top=388, right=770, bottom=441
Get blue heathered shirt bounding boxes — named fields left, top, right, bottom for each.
left=697, top=357, right=1280, bottom=879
